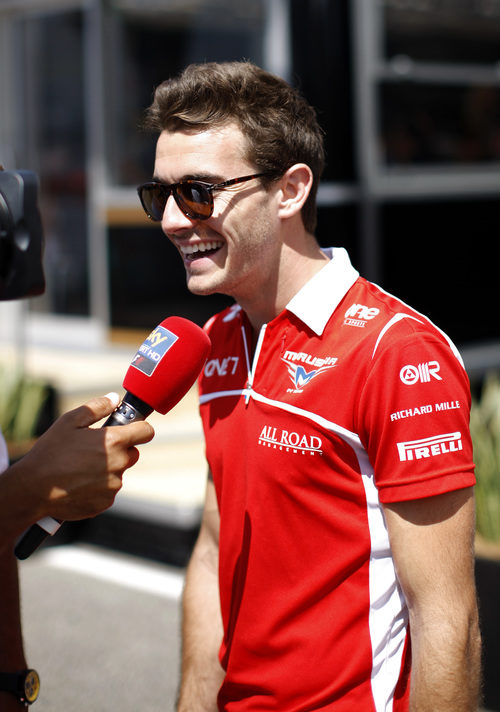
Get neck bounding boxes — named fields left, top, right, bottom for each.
left=240, top=235, right=329, bottom=336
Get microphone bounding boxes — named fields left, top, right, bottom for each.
left=14, top=316, right=211, bottom=560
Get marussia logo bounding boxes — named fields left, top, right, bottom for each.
left=281, top=350, right=338, bottom=392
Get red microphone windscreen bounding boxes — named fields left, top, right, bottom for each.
left=122, top=316, right=211, bottom=414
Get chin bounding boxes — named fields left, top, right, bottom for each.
left=186, top=275, right=233, bottom=299
left=186, top=278, right=218, bottom=297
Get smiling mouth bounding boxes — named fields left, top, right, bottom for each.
left=180, top=241, right=224, bottom=261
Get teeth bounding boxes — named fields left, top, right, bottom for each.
left=180, top=241, right=223, bottom=256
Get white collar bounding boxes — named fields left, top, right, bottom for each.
left=285, top=247, right=359, bottom=335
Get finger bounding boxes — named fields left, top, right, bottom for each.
left=66, top=393, right=121, bottom=428
left=107, top=421, right=155, bottom=447
left=106, top=446, right=141, bottom=477
left=125, top=446, right=141, bottom=469
left=129, top=421, right=155, bottom=445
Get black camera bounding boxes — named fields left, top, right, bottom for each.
left=0, top=168, right=45, bottom=301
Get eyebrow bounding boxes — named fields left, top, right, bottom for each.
left=151, top=173, right=224, bottom=185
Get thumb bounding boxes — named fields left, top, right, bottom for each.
left=68, top=392, right=121, bottom=428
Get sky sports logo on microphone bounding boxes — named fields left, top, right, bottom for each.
left=130, top=325, right=179, bottom=376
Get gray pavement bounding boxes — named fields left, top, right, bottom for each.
left=19, top=543, right=184, bottom=712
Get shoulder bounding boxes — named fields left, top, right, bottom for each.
left=348, top=278, right=463, bottom=364
left=203, top=303, right=242, bottom=335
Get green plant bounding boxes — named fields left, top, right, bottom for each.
left=0, top=365, right=54, bottom=443
left=470, top=372, right=500, bottom=543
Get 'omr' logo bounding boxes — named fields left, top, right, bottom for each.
left=397, top=432, right=462, bottom=462
left=281, top=350, right=337, bottom=392
left=400, top=361, right=442, bottom=385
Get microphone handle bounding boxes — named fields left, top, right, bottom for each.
left=103, top=393, right=153, bottom=426
left=14, top=394, right=153, bottom=560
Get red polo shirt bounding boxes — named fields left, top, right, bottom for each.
left=198, top=247, right=475, bottom=711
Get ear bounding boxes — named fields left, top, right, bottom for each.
left=277, top=163, right=313, bottom=221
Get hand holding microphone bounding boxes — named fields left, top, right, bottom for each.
left=13, top=316, right=211, bottom=559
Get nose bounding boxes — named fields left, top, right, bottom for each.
left=161, top=193, right=196, bottom=235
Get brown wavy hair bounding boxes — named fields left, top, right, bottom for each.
left=143, top=61, right=325, bottom=233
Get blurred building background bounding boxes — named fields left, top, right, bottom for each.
left=2, top=5, right=500, bottom=709
left=0, top=0, right=500, bottom=369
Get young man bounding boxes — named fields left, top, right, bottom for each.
left=139, top=61, right=480, bottom=711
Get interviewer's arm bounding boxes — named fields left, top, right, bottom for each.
left=383, top=487, right=481, bottom=712
left=0, top=547, right=29, bottom=711
left=0, top=394, right=154, bottom=708
left=177, top=474, right=224, bottom=712
left=0, top=394, right=154, bottom=546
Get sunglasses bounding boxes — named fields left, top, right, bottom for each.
left=137, top=173, right=267, bottom=222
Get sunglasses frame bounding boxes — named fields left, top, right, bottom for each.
left=137, top=173, right=268, bottom=222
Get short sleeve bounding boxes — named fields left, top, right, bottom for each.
left=357, top=322, right=475, bottom=503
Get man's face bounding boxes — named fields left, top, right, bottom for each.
left=153, top=123, right=282, bottom=302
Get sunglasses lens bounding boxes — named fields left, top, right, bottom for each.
left=176, top=183, right=213, bottom=219
left=139, top=181, right=214, bottom=221
left=140, top=185, right=167, bottom=221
